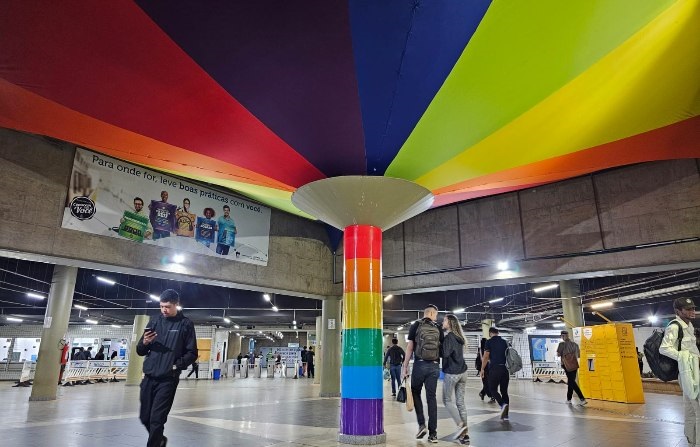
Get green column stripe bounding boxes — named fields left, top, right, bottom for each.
left=342, top=328, right=384, bottom=367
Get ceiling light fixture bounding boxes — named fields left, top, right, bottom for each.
left=497, top=261, right=510, bottom=271
left=172, top=254, right=185, bottom=264
left=74, top=304, right=88, bottom=310
left=26, top=292, right=45, bottom=299
left=552, top=323, right=566, bottom=327
left=111, top=324, right=122, bottom=328
left=85, top=319, right=98, bottom=325
left=384, top=295, right=393, bottom=301
left=453, top=307, right=465, bottom=313
left=533, top=284, right=559, bottom=293
left=263, top=294, right=271, bottom=301
left=176, top=305, right=182, bottom=311
left=149, top=294, right=160, bottom=301
left=488, top=297, right=504, bottom=304
left=236, top=333, right=240, bottom=336
left=525, top=326, right=537, bottom=331
left=234, top=324, right=240, bottom=329
left=272, top=306, right=278, bottom=312
left=96, top=276, right=116, bottom=285
left=590, top=301, right=613, bottom=310
left=6, top=317, right=22, bottom=322
left=648, top=315, right=659, bottom=324
left=223, top=317, right=231, bottom=323
left=397, top=326, right=404, bottom=331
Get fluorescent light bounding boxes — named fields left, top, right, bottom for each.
left=234, top=324, right=240, bottom=329
left=552, top=323, right=566, bottom=327
left=533, top=284, right=559, bottom=293
left=525, top=326, right=537, bottom=331
left=176, top=305, right=182, bottom=311
left=384, top=295, right=393, bottom=301
left=173, top=254, right=185, bottom=264
left=488, top=297, right=504, bottom=304
left=6, top=317, right=22, bottom=322
left=648, top=315, right=659, bottom=324
left=397, top=326, right=404, bottom=331
left=96, top=276, right=116, bottom=285
left=497, top=261, right=510, bottom=271
left=292, top=320, right=297, bottom=325
left=453, top=308, right=465, bottom=313
left=263, top=293, right=271, bottom=301
left=111, top=325, right=121, bottom=328
left=26, top=292, right=45, bottom=299
left=223, top=317, right=231, bottom=323
left=591, top=302, right=613, bottom=310
left=258, top=330, right=263, bottom=334
left=85, top=319, right=98, bottom=325
left=149, top=294, right=160, bottom=301
left=293, top=325, right=297, bottom=329
left=272, top=306, right=278, bottom=312
left=236, top=333, right=240, bottom=336
left=74, top=305, right=88, bottom=310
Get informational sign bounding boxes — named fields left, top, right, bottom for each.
left=328, top=318, right=336, bottom=330
left=62, top=147, right=271, bottom=266
left=528, top=335, right=561, bottom=363
left=43, top=316, right=52, bottom=329
left=259, top=347, right=302, bottom=367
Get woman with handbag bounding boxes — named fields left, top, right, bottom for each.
left=441, top=314, right=470, bottom=444
left=557, top=330, right=588, bottom=405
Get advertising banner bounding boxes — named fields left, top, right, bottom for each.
left=62, top=148, right=271, bottom=265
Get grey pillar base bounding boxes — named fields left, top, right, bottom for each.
left=338, top=433, right=386, bottom=445
left=319, top=392, right=341, bottom=398
left=29, top=395, right=57, bottom=402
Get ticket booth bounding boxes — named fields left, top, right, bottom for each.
left=574, top=323, right=644, bottom=404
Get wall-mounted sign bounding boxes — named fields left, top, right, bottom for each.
left=62, top=148, right=271, bottom=266
left=328, top=319, right=336, bottom=330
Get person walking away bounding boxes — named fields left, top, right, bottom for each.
left=442, top=314, right=470, bottom=444
left=557, top=330, right=588, bottom=405
left=301, top=346, right=308, bottom=377
left=94, top=346, right=106, bottom=360
left=480, top=327, right=510, bottom=420
left=307, top=347, right=315, bottom=378
left=137, top=289, right=197, bottom=447
left=186, top=360, right=199, bottom=379
left=402, top=304, right=444, bottom=443
left=477, top=337, right=494, bottom=403
left=383, top=338, right=405, bottom=397
left=660, top=297, right=700, bottom=447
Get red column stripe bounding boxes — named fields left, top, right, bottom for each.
left=344, top=225, right=382, bottom=261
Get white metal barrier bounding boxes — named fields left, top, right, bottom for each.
left=61, top=360, right=129, bottom=385
left=532, top=366, right=567, bottom=383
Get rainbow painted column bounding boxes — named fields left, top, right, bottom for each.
left=340, top=224, right=384, bottom=443
left=290, top=176, right=433, bottom=445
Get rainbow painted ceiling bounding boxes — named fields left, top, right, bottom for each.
left=1, top=1, right=698, bottom=217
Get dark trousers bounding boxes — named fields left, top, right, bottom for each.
left=186, top=364, right=199, bottom=378
left=140, top=376, right=179, bottom=447
left=565, top=369, right=585, bottom=401
left=389, top=364, right=402, bottom=394
left=216, top=244, right=230, bottom=255
left=153, top=229, right=170, bottom=240
left=480, top=374, right=492, bottom=398
left=307, top=363, right=315, bottom=378
left=411, top=360, right=440, bottom=435
left=488, top=364, right=510, bottom=406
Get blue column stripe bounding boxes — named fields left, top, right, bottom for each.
left=341, top=365, right=383, bottom=399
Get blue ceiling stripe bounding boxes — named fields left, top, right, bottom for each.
left=349, top=0, right=492, bottom=175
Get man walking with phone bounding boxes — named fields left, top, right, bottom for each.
left=137, top=289, right=197, bottom=447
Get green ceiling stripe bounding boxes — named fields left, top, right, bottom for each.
left=386, top=0, right=678, bottom=180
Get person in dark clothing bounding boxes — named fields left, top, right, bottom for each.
left=301, top=346, right=308, bottom=377
left=275, top=354, right=282, bottom=365
left=94, top=346, right=105, bottom=360
left=383, top=338, right=405, bottom=397
left=137, top=289, right=198, bottom=447
left=85, top=346, right=93, bottom=360
left=237, top=353, right=243, bottom=364
left=477, top=338, right=494, bottom=402
left=403, top=304, right=444, bottom=444
left=557, top=330, right=587, bottom=405
left=442, top=314, right=470, bottom=444
left=186, top=360, right=199, bottom=379
left=480, top=327, right=510, bottom=420
left=307, top=347, right=315, bottom=378
left=110, top=351, right=118, bottom=360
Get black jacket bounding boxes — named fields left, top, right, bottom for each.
left=442, top=332, right=468, bottom=375
left=137, top=312, right=198, bottom=379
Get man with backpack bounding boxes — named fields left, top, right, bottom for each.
left=557, top=330, right=588, bottom=406
left=480, top=327, right=510, bottom=420
left=402, top=304, right=444, bottom=443
left=660, top=297, right=699, bottom=447
left=383, top=338, right=405, bottom=397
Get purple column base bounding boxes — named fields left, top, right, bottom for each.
left=340, top=398, right=383, bottom=436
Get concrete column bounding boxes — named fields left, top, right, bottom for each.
left=560, top=279, right=584, bottom=333
left=227, top=333, right=242, bottom=359
left=481, top=319, right=494, bottom=339
left=125, top=314, right=149, bottom=386
left=314, top=315, right=322, bottom=384
left=29, top=265, right=77, bottom=402
left=320, top=296, right=341, bottom=397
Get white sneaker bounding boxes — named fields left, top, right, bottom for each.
left=499, top=403, right=509, bottom=419
left=566, top=400, right=572, bottom=404
left=579, top=398, right=588, bottom=406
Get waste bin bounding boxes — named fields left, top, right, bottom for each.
left=212, top=361, right=221, bottom=380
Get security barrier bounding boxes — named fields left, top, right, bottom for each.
left=532, top=366, right=567, bottom=383
left=61, top=360, right=129, bottom=385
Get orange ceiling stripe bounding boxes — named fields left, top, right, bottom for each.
left=433, top=116, right=700, bottom=197
left=0, top=79, right=294, bottom=192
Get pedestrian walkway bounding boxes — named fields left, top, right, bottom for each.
left=0, top=376, right=687, bottom=446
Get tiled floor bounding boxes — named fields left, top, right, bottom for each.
left=0, top=375, right=688, bottom=446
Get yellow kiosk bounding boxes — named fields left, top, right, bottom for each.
left=573, top=323, right=644, bottom=404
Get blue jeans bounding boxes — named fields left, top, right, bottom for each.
left=411, top=360, right=440, bottom=435
left=389, top=364, right=402, bottom=394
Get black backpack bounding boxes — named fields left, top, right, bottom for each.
left=388, top=346, right=403, bottom=365
left=644, top=321, right=683, bottom=382
left=415, top=320, right=441, bottom=361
